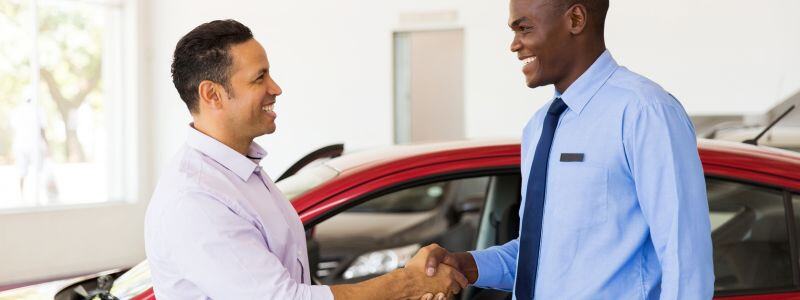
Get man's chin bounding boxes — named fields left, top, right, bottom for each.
left=525, top=76, right=550, bottom=89
left=525, top=78, right=545, bottom=89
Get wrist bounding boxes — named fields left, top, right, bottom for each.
left=455, top=252, right=479, bottom=284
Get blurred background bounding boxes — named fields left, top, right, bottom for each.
left=0, top=0, right=798, bottom=293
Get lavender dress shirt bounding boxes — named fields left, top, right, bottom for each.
left=144, top=125, right=333, bottom=299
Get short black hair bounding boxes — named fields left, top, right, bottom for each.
left=552, top=0, right=609, bottom=34
left=171, top=19, right=253, bottom=113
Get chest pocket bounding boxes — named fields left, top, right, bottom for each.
left=547, top=162, right=608, bottom=230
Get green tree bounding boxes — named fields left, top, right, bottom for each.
left=0, top=0, right=104, bottom=163
left=37, top=3, right=103, bottom=162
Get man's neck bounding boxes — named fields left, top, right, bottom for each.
left=554, top=42, right=606, bottom=94
left=192, top=119, right=252, bottom=156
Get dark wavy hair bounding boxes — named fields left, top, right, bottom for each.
left=171, top=19, right=253, bottom=113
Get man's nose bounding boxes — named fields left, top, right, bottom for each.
left=510, top=34, right=522, bottom=53
left=269, top=79, right=282, bottom=96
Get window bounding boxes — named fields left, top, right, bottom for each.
left=0, top=0, right=130, bottom=209
left=708, top=178, right=793, bottom=292
left=308, top=176, right=490, bottom=284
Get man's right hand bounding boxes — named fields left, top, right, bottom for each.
left=329, top=252, right=467, bottom=300
left=408, top=244, right=479, bottom=285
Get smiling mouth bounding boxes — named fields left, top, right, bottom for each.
left=262, top=103, right=275, bottom=112
left=522, top=56, right=537, bottom=66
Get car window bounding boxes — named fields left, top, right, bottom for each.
left=349, top=181, right=448, bottom=213
left=707, top=178, right=792, bottom=292
left=309, top=176, right=491, bottom=284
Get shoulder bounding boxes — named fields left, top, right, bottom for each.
left=599, top=67, right=696, bottom=138
left=146, top=146, right=245, bottom=224
left=604, top=66, right=684, bottom=112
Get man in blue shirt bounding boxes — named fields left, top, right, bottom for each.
left=416, top=0, right=714, bottom=299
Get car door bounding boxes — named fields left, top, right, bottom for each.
left=305, top=169, right=518, bottom=285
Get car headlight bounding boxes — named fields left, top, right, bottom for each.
left=342, top=244, right=421, bottom=279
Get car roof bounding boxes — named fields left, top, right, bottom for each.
left=697, top=139, right=800, bottom=183
left=326, top=139, right=520, bottom=173
left=324, top=138, right=800, bottom=181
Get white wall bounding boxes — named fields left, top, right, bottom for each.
left=2, top=0, right=799, bottom=287
left=149, top=0, right=800, bottom=177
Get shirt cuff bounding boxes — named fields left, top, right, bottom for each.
left=469, top=249, right=507, bottom=289
left=310, top=285, right=334, bottom=300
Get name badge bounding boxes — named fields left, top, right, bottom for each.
left=560, top=153, right=584, bottom=162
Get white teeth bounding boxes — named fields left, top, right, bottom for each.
left=523, top=57, right=537, bottom=65
left=262, top=104, right=274, bottom=112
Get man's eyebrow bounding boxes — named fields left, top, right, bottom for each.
left=509, top=16, right=529, bottom=28
left=254, top=68, right=268, bottom=78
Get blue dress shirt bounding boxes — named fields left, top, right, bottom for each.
left=144, top=125, right=333, bottom=299
left=470, top=51, right=714, bottom=299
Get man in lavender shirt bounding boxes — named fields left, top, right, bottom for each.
left=144, top=20, right=466, bottom=300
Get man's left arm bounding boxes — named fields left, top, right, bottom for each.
left=623, top=98, right=715, bottom=299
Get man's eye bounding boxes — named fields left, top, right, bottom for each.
left=521, top=26, right=533, bottom=33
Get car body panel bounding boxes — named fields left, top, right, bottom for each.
left=5, top=139, right=799, bottom=300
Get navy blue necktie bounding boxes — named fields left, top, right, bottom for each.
left=515, top=98, right=568, bottom=300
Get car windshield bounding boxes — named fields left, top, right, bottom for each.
left=276, top=164, right=340, bottom=201
left=348, top=181, right=448, bottom=213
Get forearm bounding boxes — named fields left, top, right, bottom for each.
left=330, top=269, right=412, bottom=300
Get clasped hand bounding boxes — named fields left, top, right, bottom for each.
left=397, top=244, right=468, bottom=300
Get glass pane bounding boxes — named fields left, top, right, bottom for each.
left=0, top=0, right=123, bottom=209
left=708, top=178, right=792, bottom=292
left=310, top=176, right=490, bottom=284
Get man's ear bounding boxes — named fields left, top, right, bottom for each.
left=566, top=4, right=588, bottom=35
left=198, top=80, right=224, bottom=111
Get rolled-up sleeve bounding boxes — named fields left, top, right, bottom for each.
left=622, top=99, right=715, bottom=299
left=162, top=190, right=333, bottom=300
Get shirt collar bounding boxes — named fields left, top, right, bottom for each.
left=557, top=50, right=618, bottom=115
left=186, top=123, right=268, bottom=181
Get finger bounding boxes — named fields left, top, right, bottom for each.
left=450, top=280, right=462, bottom=295
left=452, top=269, right=468, bottom=289
left=442, top=254, right=460, bottom=268
left=435, top=293, right=445, bottom=300
left=425, top=247, right=447, bottom=276
left=421, top=293, right=433, bottom=300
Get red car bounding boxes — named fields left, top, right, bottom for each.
left=3, top=139, right=799, bottom=300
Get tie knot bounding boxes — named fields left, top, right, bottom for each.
left=547, top=98, right=568, bottom=116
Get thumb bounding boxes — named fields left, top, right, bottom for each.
left=425, top=246, right=447, bottom=277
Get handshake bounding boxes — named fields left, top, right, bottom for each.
left=331, top=243, right=479, bottom=300
left=388, top=243, right=479, bottom=300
